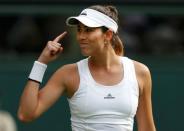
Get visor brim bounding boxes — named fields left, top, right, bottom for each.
left=66, top=16, right=103, bottom=28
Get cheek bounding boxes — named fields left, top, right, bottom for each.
left=89, top=32, right=104, bottom=43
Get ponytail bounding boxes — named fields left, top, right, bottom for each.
left=101, top=26, right=124, bottom=56
left=112, top=34, right=124, bottom=56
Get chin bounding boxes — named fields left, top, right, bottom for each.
left=80, top=51, right=91, bottom=57
left=81, top=52, right=90, bottom=57
left=80, top=49, right=89, bottom=56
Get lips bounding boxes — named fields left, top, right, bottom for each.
left=79, top=42, right=88, bottom=48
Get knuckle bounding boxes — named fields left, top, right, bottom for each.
left=47, top=40, right=50, bottom=43
left=47, top=41, right=52, bottom=46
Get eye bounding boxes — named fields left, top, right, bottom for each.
left=77, top=27, right=82, bottom=32
left=85, top=28, right=93, bottom=32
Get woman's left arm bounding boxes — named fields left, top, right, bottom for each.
left=135, top=62, right=156, bottom=131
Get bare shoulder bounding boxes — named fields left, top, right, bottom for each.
left=133, top=60, right=151, bottom=77
left=49, top=63, right=78, bottom=86
left=56, top=63, right=79, bottom=83
left=56, top=63, right=79, bottom=97
left=132, top=60, right=152, bottom=95
left=58, top=63, right=78, bottom=74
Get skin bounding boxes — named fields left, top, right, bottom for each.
left=17, top=23, right=156, bottom=131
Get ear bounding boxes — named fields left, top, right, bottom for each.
left=104, top=30, right=113, bottom=41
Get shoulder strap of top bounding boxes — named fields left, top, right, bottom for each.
left=121, top=57, right=137, bottom=83
left=121, top=56, right=139, bottom=99
left=77, top=58, right=89, bottom=80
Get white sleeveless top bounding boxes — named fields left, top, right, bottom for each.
left=67, top=57, right=139, bottom=131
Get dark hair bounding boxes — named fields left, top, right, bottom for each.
left=89, top=5, right=124, bottom=56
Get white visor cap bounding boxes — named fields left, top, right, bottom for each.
left=66, top=9, right=118, bottom=33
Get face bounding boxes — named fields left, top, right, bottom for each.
left=76, top=23, right=106, bottom=56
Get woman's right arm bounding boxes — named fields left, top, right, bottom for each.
left=17, top=32, right=67, bottom=122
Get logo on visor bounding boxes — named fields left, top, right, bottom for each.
left=80, top=11, right=87, bottom=16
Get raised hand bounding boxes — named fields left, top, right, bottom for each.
left=37, top=31, right=67, bottom=64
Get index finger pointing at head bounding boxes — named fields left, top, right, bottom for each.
left=53, top=31, right=67, bottom=43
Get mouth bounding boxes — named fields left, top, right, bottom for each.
left=79, top=42, right=88, bottom=48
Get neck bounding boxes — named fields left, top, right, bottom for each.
left=89, top=49, right=121, bottom=70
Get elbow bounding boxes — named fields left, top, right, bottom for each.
left=17, top=111, right=36, bottom=123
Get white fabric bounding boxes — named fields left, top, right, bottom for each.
left=68, top=57, right=139, bottom=131
left=66, top=8, right=118, bottom=33
left=29, top=61, right=47, bottom=83
left=0, top=111, right=17, bottom=131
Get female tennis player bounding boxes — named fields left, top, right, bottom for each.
left=18, top=5, right=156, bottom=131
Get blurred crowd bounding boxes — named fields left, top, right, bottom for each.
left=120, top=14, right=184, bottom=55
left=0, top=14, right=184, bottom=56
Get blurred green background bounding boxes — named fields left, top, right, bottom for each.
left=0, top=3, right=184, bottom=131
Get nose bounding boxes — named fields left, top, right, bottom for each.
left=77, top=30, right=87, bottom=40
